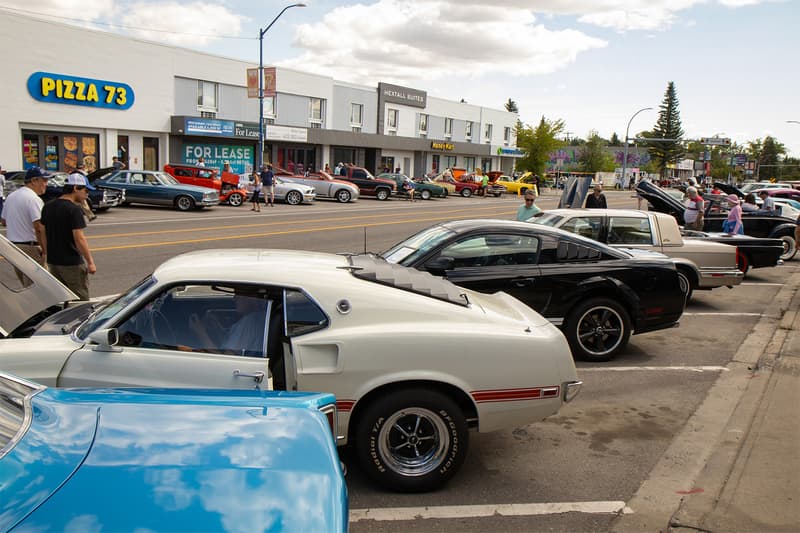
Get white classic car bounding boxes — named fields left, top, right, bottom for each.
left=0, top=236, right=581, bottom=492
left=531, top=209, right=744, bottom=298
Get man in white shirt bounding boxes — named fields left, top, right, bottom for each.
left=758, top=191, right=776, bottom=213
left=1, top=166, right=50, bottom=266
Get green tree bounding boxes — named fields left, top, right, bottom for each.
left=504, top=98, right=519, bottom=113
left=515, top=116, right=566, bottom=176
left=758, top=136, right=786, bottom=180
left=647, top=81, right=686, bottom=177
left=578, top=131, right=615, bottom=172
left=609, top=132, right=621, bottom=146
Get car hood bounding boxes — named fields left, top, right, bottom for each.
left=635, top=180, right=686, bottom=222
left=0, top=235, right=78, bottom=337
left=4, top=387, right=345, bottom=532
left=713, top=182, right=744, bottom=197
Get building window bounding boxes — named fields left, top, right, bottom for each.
left=484, top=123, right=493, bottom=143
left=419, top=113, right=428, bottom=135
left=197, top=80, right=218, bottom=113
left=504, top=126, right=511, bottom=145
left=387, top=108, right=399, bottom=131
left=464, top=157, right=475, bottom=171
left=444, top=118, right=453, bottom=138
left=309, top=97, right=324, bottom=126
left=352, top=126, right=362, bottom=133
left=350, top=103, right=363, bottom=126
left=200, top=111, right=217, bottom=118
left=263, top=96, right=276, bottom=118
left=465, top=121, right=473, bottom=141
left=444, top=155, right=456, bottom=168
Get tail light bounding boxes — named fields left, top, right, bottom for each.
left=320, top=403, right=338, bottom=438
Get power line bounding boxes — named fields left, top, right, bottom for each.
left=0, top=4, right=256, bottom=40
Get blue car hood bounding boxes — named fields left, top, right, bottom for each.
left=3, top=388, right=346, bottom=532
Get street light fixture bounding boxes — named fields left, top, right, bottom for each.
left=622, top=107, right=653, bottom=188
left=788, top=120, right=800, bottom=125
left=258, top=3, right=306, bottom=171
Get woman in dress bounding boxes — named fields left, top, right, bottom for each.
left=722, top=194, right=743, bottom=234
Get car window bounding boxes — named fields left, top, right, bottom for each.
left=285, top=289, right=328, bottom=337
left=114, top=284, right=271, bottom=357
left=438, top=233, right=539, bottom=267
left=556, top=240, right=603, bottom=262
left=0, top=250, right=33, bottom=291
left=608, top=217, right=653, bottom=245
left=106, top=173, right=128, bottom=184
left=352, top=169, right=367, bottom=179
left=129, top=173, right=146, bottom=185
left=173, top=168, right=192, bottom=177
left=559, top=216, right=602, bottom=241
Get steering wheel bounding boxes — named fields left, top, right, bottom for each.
left=150, top=310, right=177, bottom=347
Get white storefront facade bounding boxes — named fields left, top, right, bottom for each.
left=1, top=11, right=521, bottom=177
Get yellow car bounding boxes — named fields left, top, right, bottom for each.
left=495, top=174, right=538, bottom=195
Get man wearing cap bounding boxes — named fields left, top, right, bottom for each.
left=70, top=163, right=96, bottom=221
left=0, top=166, right=49, bottom=266
left=40, top=173, right=97, bottom=300
left=516, top=189, right=542, bottom=221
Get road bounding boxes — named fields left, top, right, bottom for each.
left=5, top=189, right=797, bottom=531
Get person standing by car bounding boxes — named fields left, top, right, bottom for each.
left=585, top=183, right=608, bottom=208
left=250, top=171, right=262, bottom=212
left=40, top=174, right=97, bottom=300
left=197, top=157, right=206, bottom=167
left=260, top=164, right=275, bottom=207
left=684, top=186, right=705, bottom=230
left=112, top=156, right=126, bottom=170
left=1, top=166, right=49, bottom=267
left=758, top=190, right=776, bottom=213
left=516, top=189, right=541, bottom=221
left=722, top=194, right=744, bottom=235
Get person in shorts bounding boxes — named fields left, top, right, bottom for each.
left=250, top=171, right=261, bottom=212
left=260, top=164, right=275, bottom=207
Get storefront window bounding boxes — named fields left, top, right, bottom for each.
left=464, top=157, right=475, bottom=171
left=22, top=131, right=100, bottom=172
left=431, top=155, right=439, bottom=173
left=22, top=134, right=39, bottom=170
left=444, top=156, right=456, bottom=169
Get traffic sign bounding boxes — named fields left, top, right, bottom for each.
left=700, top=137, right=731, bottom=146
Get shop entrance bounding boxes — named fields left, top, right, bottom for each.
left=278, top=147, right=315, bottom=174
left=21, top=130, right=100, bottom=172
left=117, top=135, right=129, bottom=168
left=379, top=156, right=394, bottom=174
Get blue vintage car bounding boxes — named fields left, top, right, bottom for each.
left=0, top=373, right=348, bottom=532
left=94, top=169, right=220, bottom=211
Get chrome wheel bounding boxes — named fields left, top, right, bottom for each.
left=227, top=192, right=244, bottom=206
left=335, top=189, right=352, bottom=203
left=286, top=190, right=302, bottom=205
left=175, top=195, right=194, bottom=211
left=377, top=407, right=449, bottom=477
left=565, top=298, right=631, bottom=361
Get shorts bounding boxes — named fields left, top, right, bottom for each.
left=263, top=184, right=274, bottom=194
left=48, top=263, right=89, bottom=300
left=252, top=189, right=261, bottom=202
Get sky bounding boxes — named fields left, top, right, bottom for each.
left=4, top=0, right=800, bottom=157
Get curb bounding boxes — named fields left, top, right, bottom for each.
left=611, top=271, right=800, bottom=533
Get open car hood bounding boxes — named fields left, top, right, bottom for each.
left=0, top=235, right=77, bottom=337
left=713, top=182, right=744, bottom=197
left=635, top=180, right=687, bottom=224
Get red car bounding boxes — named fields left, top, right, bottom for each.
left=163, top=163, right=249, bottom=207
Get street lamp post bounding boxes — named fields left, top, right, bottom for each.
left=622, top=107, right=653, bottom=188
left=258, top=3, right=306, bottom=171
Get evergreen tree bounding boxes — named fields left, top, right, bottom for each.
left=609, top=132, right=621, bottom=146
left=756, top=136, right=786, bottom=180
left=515, top=116, right=566, bottom=176
left=647, top=82, right=685, bottom=177
left=504, top=98, right=519, bottom=113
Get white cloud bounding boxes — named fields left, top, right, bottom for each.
left=286, top=0, right=607, bottom=86
left=120, top=1, right=246, bottom=46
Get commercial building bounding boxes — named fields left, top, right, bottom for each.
left=1, top=11, right=521, bottom=177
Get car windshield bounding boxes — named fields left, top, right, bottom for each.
left=381, top=225, right=456, bottom=265
left=529, top=213, right=564, bottom=227
left=75, top=275, right=158, bottom=340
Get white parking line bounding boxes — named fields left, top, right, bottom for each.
left=741, top=282, right=785, bottom=286
left=349, top=501, right=633, bottom=522
left=579, top=365, right=728, bottom=372
left=683, top=312, right=762, bottom=316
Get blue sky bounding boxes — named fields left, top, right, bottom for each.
left=6, top=0, right=799, bottom=157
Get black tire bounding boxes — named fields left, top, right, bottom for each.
left=779, top=235, right=797, bottom=261
left=286, top=190, right=303, bottom=205
left=375, top=188, right=391, bottom=201
left=335, top=189, right=352, bottom=203
left=355, top=388, right=468, bottom=492
left=227, top=192, right=244, bottom=207
left=676, top=268, right=694, bottom=301
left=175, top=195, right=195, bottom=211
left=460, top=187, right=472, bottom=198
left=420, top=189, right=432, bottom=200
left=564, top=298, right=631, bottom=362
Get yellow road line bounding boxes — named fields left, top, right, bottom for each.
left=88, top=204, right=510, bottom=240
left=90, top=210, right=512, bottom=252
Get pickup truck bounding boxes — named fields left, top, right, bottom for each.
left=531, top=208, right=746, bottom=299
left=336, top=165, right=396, bottom=200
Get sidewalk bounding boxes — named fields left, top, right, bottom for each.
left=668, top=281, right=800, bottom=532
left=612, top=271, right=800, bottom=533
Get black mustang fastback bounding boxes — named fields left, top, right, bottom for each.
left=382, top=219, right=686, bottom=362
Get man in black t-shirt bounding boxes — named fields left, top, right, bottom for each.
left=585, top=183, right=608, bottom=209
left=260, top=164, right=275, bottom=207
left=41, top=174, right=97, bottom=300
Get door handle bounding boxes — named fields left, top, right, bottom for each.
left=512, top=278, right=534, bottom=288
left=233, top=369, right=265, bottom=383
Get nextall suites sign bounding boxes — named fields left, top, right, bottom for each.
left=378, top=82, right=427, bottom=108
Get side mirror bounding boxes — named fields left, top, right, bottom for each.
left=88, top=328, right=122, bottom=352
left=424, top=256, right=454, bottom=274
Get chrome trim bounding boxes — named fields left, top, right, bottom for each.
left=0, top=373, right=46, bottom=460
left=563, top=380, right=582, bottom=403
